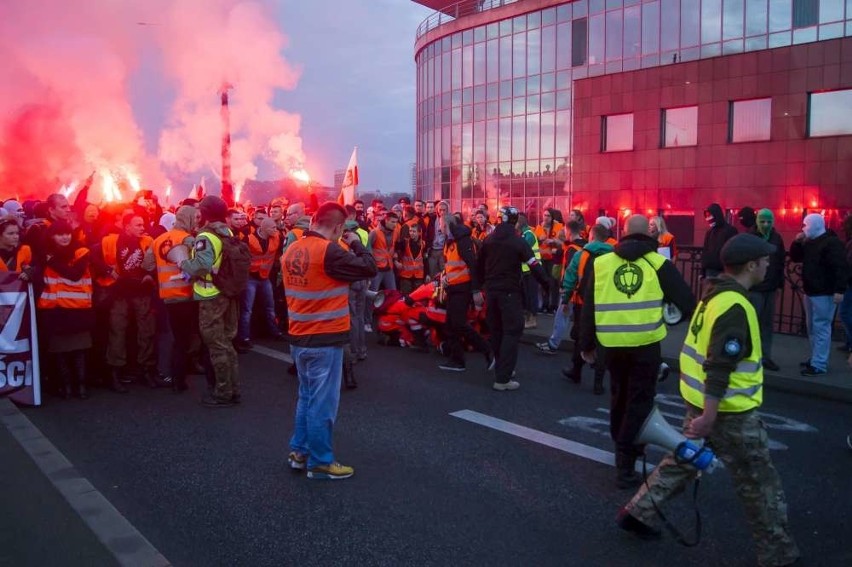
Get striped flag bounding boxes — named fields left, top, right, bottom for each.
left=338, top=147, right=358, bottom=206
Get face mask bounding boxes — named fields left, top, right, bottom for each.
left=704, top=213, right=716, bottom=228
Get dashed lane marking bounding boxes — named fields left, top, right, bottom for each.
left=450, top=409, right=623, bottom=469
left=0, top=398, right=170, bottom=567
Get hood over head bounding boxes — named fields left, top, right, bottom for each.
left=174, top=205, right=198, bottom=233
left=705, top=203, right=725, bottom=227
left=614, top=233, right=659, bottom=261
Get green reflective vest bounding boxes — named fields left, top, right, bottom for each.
left=192, top=232, right=224, bottom=299
left=679, top=291, right=763, bottom=413
left=521, top=228, right=541, bottom=273
left=592, top=251, right=666, bottom=347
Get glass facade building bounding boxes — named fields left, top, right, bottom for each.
left=414, top=0, right=852, bottom=220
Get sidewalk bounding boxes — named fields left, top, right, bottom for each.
left=521, top=313, right=852, bottom=404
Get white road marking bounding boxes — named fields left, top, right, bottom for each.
left=251, top=344, right=293, bottom=364
left=0, top=398, right=169, bottom=566
left=451, top=409, right=623, bottom=469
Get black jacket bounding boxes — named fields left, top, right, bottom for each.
left=749, top=228, right=786, bottom=292
left=579, top=234, right=697, bottom=352
left=477, top=223, right=548, bottom=293
left=789, top=232, right=848, bottom=296
left=701, top=204, right=738, bottom=276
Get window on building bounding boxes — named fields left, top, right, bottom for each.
left=602, top=113, right=634, bottom=152
left=662, top=106, right=698, bottom=147
left=808, top=89, right=852, bottom=137
left=792, top=0, right=818, bottom=28
left=730, top=98, right=772, bottom=142
left=572, top=18, right=588, bottom=67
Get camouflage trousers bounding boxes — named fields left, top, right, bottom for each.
left=625, top=407, right=800, bottom=567
left=199, top=295, right=239, bottom=400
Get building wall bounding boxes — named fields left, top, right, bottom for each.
left=572, top=37, right=852, bottom=244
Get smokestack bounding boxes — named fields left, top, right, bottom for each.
left=220, top=82, right=234, bottom=206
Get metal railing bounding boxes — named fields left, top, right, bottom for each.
left=416, top=0, right=521, bottom=40
left=674, top=246, right=817, bottom=337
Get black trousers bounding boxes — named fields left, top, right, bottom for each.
left=167, top=301, right=199, bottom=387
left=445, top=284, right=490, bottom=366
left=486, top=290, right=524, bottom=383
left=606, top=342, right=661, bottom=456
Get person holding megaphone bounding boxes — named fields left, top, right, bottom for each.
left=617, top=233, right=800, bottom=567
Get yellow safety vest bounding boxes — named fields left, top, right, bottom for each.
left=192, top=232, right=224, bottom=299
left=521, top=229, right=541, bottom=274
left=592, top=251, right=666, bottom=347
left=679, top=291, right=763, bottom=413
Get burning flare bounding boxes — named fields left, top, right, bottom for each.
left=290, top=167, right=310, bottom=184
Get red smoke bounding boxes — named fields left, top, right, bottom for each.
left=0, top=0, right=305, bottom=202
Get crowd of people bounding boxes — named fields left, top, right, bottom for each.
left=8, top=187, right=848, bottom=564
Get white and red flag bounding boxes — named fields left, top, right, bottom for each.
left=338, top=147, right=358, bottom=206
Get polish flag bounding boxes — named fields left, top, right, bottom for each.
left=338, top=147, right=358, bottom=206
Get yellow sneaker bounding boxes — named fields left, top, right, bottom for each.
left=307, top=462, right=354, bottom=480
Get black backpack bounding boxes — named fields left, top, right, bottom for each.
left=203, top=229, right=251, bottom=298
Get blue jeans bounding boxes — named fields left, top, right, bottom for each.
left=238, top=278, right=278, bottom=341
left=547, top=297, right=572, bottom=349
left=838, top=288, right=852, bottom=350
left=289, top=345, right=344, bottom=468
left=803, top=295, right=837, bottom=371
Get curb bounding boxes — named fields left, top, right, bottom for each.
left=518, top=332, right=852, bottom=405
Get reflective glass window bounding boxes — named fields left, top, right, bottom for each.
left=681, top=0, right=701, bottom=47
left=513, top=96, right=526, bottom=115
left=513, top=78, right=527, bottom=97
left=556, top=110, right=572, bottom=159
left=819, top=22, right=844, bottom=39
left=809, top=89, right=852, bottom=136
left=820, top=0, right=845, bottom=23
left=746, top=35, right=768, bottom=50
left=487, top=22, right=499, bottom=40
left=556, top=90, right=572, bottom=110
left=662, top=106, right=698, bottom=147
left=557, top=70, right=572, bottom=89
left=462, top=87, right=473, bottom=105
left=661, top=0, right=680, bottom=52
left=487, top=83, right=498, bottom=101
left=499, top=118, right=511, bottom=161
left=603, top=114, right=634, bottom=152
left=542, top=72, right=555, bottom=92
left=528, top=11, right=541, bottom=29
left=541, top=92, right=556, bottom=112
left=623, top=6, right=641, bottom=59
left=768, top=31, right=792, bottom=47
left=513, top=116, right=526, bottom=159
left=452, top=49, right=462, bottom=90
left=793, top=26, right=817, bottom=42
left=500, top=80, right=512, bottom=99
left=514, top=15, right=527, bottom=34
left=724, top=0, right=745, bottom=40
left=702, top=0, right=722, bottom=43
left=746, top=0, right=768, bottom=36
left=730, top=98, right=772, bottom=142
left=557, top=4, right=572, bottom=22
left=542, top=25, right=556, bottom=72
left=487, top=39, right=499, bottom=83
left=793, top=0, right=819, bottom=28
left=528, top=74, right=541, bottom=94
left=541, top=112, right=555, bottom=158
left=642, top=2, right=660, bottom=56
left=527, top=115, right=540, bottom=159
left=499, top=36, right=512, bottom=79
left=462, top=30, right=473, bottom=46
left=474, top=26, right=486, bottom=43
left=528, top=94, right=541, bottom=114
left=606, top=10, right=623, bottom=62
left=590, top=14, right=605, bottom=66
left=500, top=19, right=512, bottom=37
left=572, top=19, right=588, bottom=67
left=556, top=22, right=572, bottom=69
left=442, top=52, right=451, bottom=92
left=542, top=7, right=557, bottom=25
left=527, top=29, right=541, bottom=76
left=500, top=99, right=512, bottom=117
left=486, top=119, right=499, bottom=162
left=452, top=33, right=462, bottom=49
left=770, top=0, right=792, bottom=32
left=463, top=45, right=473, bottom=88
left=474, top=43, right=486, bottom=85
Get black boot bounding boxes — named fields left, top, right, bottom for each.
left=73, top=351, right=88, bottom=400
left=110, top=367, right=129, bottom=394
left=343, top=358, right=357, bottom=389
left=593, top=365, right=605, bottom=395
left=615, top=452, right=641, bottom=489
left=144, top=368, right=170, bottom=389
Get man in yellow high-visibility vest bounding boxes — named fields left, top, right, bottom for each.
left=616, top=233, right=800, bottom=567
left=578, top=215, right=695, bottom=489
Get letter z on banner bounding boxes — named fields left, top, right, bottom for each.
left=0, top=273, right=41, bottom=406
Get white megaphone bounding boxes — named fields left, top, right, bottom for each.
left=662, top=302, right=683, bottom=325
left=365, top=289, right=385, bottom=309
left=635, top=406, right=718, bottom=472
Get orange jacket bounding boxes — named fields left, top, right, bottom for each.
left=282, top=237, right=350, bottom=337
left=38, top=248, right=92, bottom=309
left=0, top=246, right=32, bottom=272
left=152, top=229, right=194, bottom=302
left=534, top=222, right=564, bottom=261
left=444, top=241, right=471, bottom=285
left=247, top=231, right=280, bottom=279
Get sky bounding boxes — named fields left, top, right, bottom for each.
left=0, top=0, right=433, bottom=200
left=271, top=0, right=433, bottom=193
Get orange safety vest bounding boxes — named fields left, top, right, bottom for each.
left=38, top=248, right=92, bottom=309
left=571, top=249, right=595, bottom=306
left=97, top=234, right=154, bottom=287
left=248, top=231, right=280, bottom=279
left=0, top=246, right=32, bottom=272
left=658, top=232, right=677, bottom=260
left=152, top=228, right=194, bottom=302
left=400, top=239, right=426, bottom=279
left=534, top=222, right=564, bottom=261
left=561, top=242, right=583, bottom=280
left=371, top=227, right=394, bottom=270
left=444, top=240, right=471, bottom=286
left=282, top=236, right=350, bottom=337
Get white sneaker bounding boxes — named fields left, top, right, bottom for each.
left=364, top=324, right=373, bottom=333
left=492, top=380, right=520, bottom=391
left=535, top=342, right=557, bottom=355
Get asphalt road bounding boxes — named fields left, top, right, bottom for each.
left=14, top=339, right=852, bottom=567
